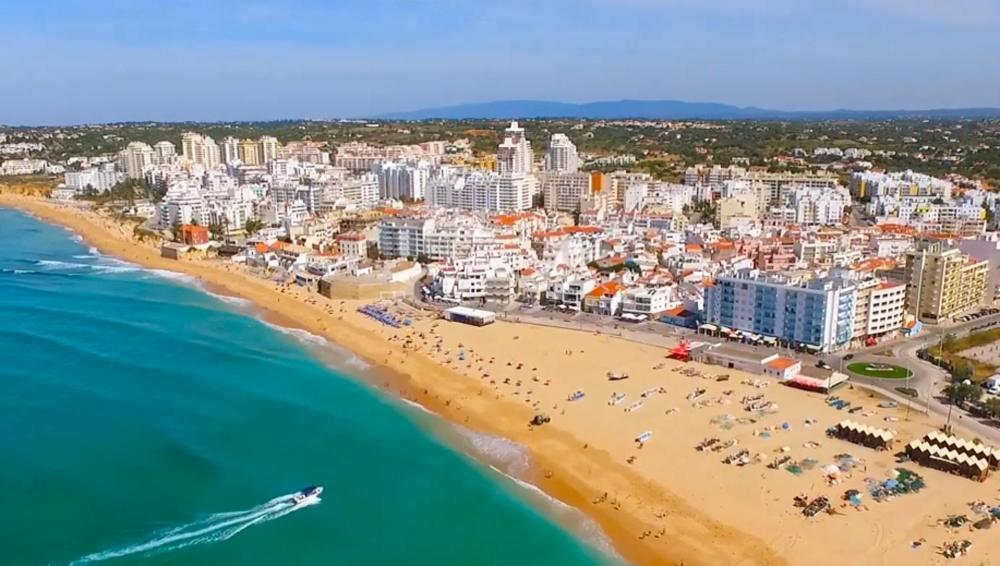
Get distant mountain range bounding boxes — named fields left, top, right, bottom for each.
left=374, top=99, right=1000, bottom=121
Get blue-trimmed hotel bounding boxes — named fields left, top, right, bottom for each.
left=704, top=269, right=856, bottom=352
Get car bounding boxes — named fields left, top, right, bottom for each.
left=816, top=360, right=832, bottom=370
left=843, top=354, right=855, bottom=361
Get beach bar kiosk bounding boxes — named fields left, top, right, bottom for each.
left=443, top=306, right=496, bottom=326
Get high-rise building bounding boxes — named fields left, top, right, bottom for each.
left=118, top=142, right=156, bottom=179
left=544, top=133, right=581, bottom=173
left=375, top=161, right=430, bottom=201
left=496, top=121, right=533, bottom=175
left=238, top=139, right=261, bottom=166
left=221, top=137, right=240, bottom=165
left=259, top=136, right=279, bottom=163
left=153, top=141, right=177, bottom=165
left=903, top=239, right=988, bottom=323
left=180, top=133, right=220, bottom=168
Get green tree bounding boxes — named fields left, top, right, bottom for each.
left=208, top=223, right=225, bottom=241
left=985, top=397, right=1000, bottom=421
left=244, top=219, right=264, bottom=235
left=945, top=379, right=982, bottom=408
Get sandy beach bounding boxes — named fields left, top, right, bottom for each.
left=5, top=191, right=1000, bottom=566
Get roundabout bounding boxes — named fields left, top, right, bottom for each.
left=846, top=362, right=913, bottom=379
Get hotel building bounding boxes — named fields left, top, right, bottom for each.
left=704, top=269, right=856, bottom=351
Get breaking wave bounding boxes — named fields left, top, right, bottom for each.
left=34, top=259, right=142, bottom=275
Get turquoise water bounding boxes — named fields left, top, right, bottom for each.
left=0, top=208, right=615, bottom=565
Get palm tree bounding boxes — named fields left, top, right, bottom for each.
left=244, top=219, right=264, bottom=236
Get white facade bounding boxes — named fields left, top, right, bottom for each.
left=429, top=170, right=533, bottom=212
left=497, top=121, right=533, bottom=175
left=64, top=163, right=120, bottom=193
left=621, top=287, right=674, bottom=316
left=118, top=142, right=156, bottom=179
left=544, top=133, right=580, bottom=173
left=181, top=132, right=220, bottom=168
left=375, top=160, right=430, bottom=201
left=788, top=185, right=851, bottom=226
left=542, top=172, right=592, bottom=212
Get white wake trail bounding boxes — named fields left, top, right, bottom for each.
left=70, top=493, right=319, bottom=564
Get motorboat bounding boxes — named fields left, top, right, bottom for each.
left=291, top=486, right=323, bottom=505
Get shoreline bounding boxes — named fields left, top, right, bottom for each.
left=2, top=194, right=767, bottom=565
left=13, top=192, right=1000, bottom=565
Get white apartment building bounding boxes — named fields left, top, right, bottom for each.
left=795, top=240, right=838, bottom=265
left=851, top=170, right=952, bottom=200
left=181, top=132, right=221, bottom=168
left=623, top=181, right=648, bottom=213
left=543, top=133, right=581, bottom=173
left=378, top=217, right=430, bottom=259
left=221, top=137, right=240, bottom=165
left=542, top=171, right=592, bottom=212
left=644, top=182, right=695, bottom=214
left=546, top=277, right=597, bottom=311
left=336, top=232, right=368, bottom=258
left=157, top=179, right=207, bottom=228
left=206, top=199, right=254, bottom=231
left=497, top=121, right=533, bottom=175
left=428, top=170, right=533, bottom=212
left=788, top=185, right=851, bottom=226
left=865, top=281, right=906, bottom=336
left=260, top=136, right=279, bottom=163
left=153, top=141, right=177, bottom=165
left=684, top=164, right=746, bottom=188
left=745, top=170, right=840, bottom=204
left=64, top=163, right=120, bottom=193
left=374, top=160, right=430, bottom=201
left=621, top=287, right=674, bottom=317
left=433, top=262, right=516, bottom=304
left=118, top=142, right=156, bottom=179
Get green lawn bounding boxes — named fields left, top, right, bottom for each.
left=847, top=362, right=912, bottom=379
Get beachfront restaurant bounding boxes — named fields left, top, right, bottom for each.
left=442, top=306, right=496, bottom=326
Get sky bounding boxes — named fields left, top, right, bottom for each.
left=1, top=0, right=999, bottom=125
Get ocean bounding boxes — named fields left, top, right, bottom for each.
left=0, top=208, right=616, bottom=565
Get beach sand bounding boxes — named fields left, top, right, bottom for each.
left=5, top=191, right=1000, bottom=566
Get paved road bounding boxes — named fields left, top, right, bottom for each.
left=826, top=314, right=1000, bottom=443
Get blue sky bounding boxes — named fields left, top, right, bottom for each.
left=1, top=0, right=998, bottom=124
